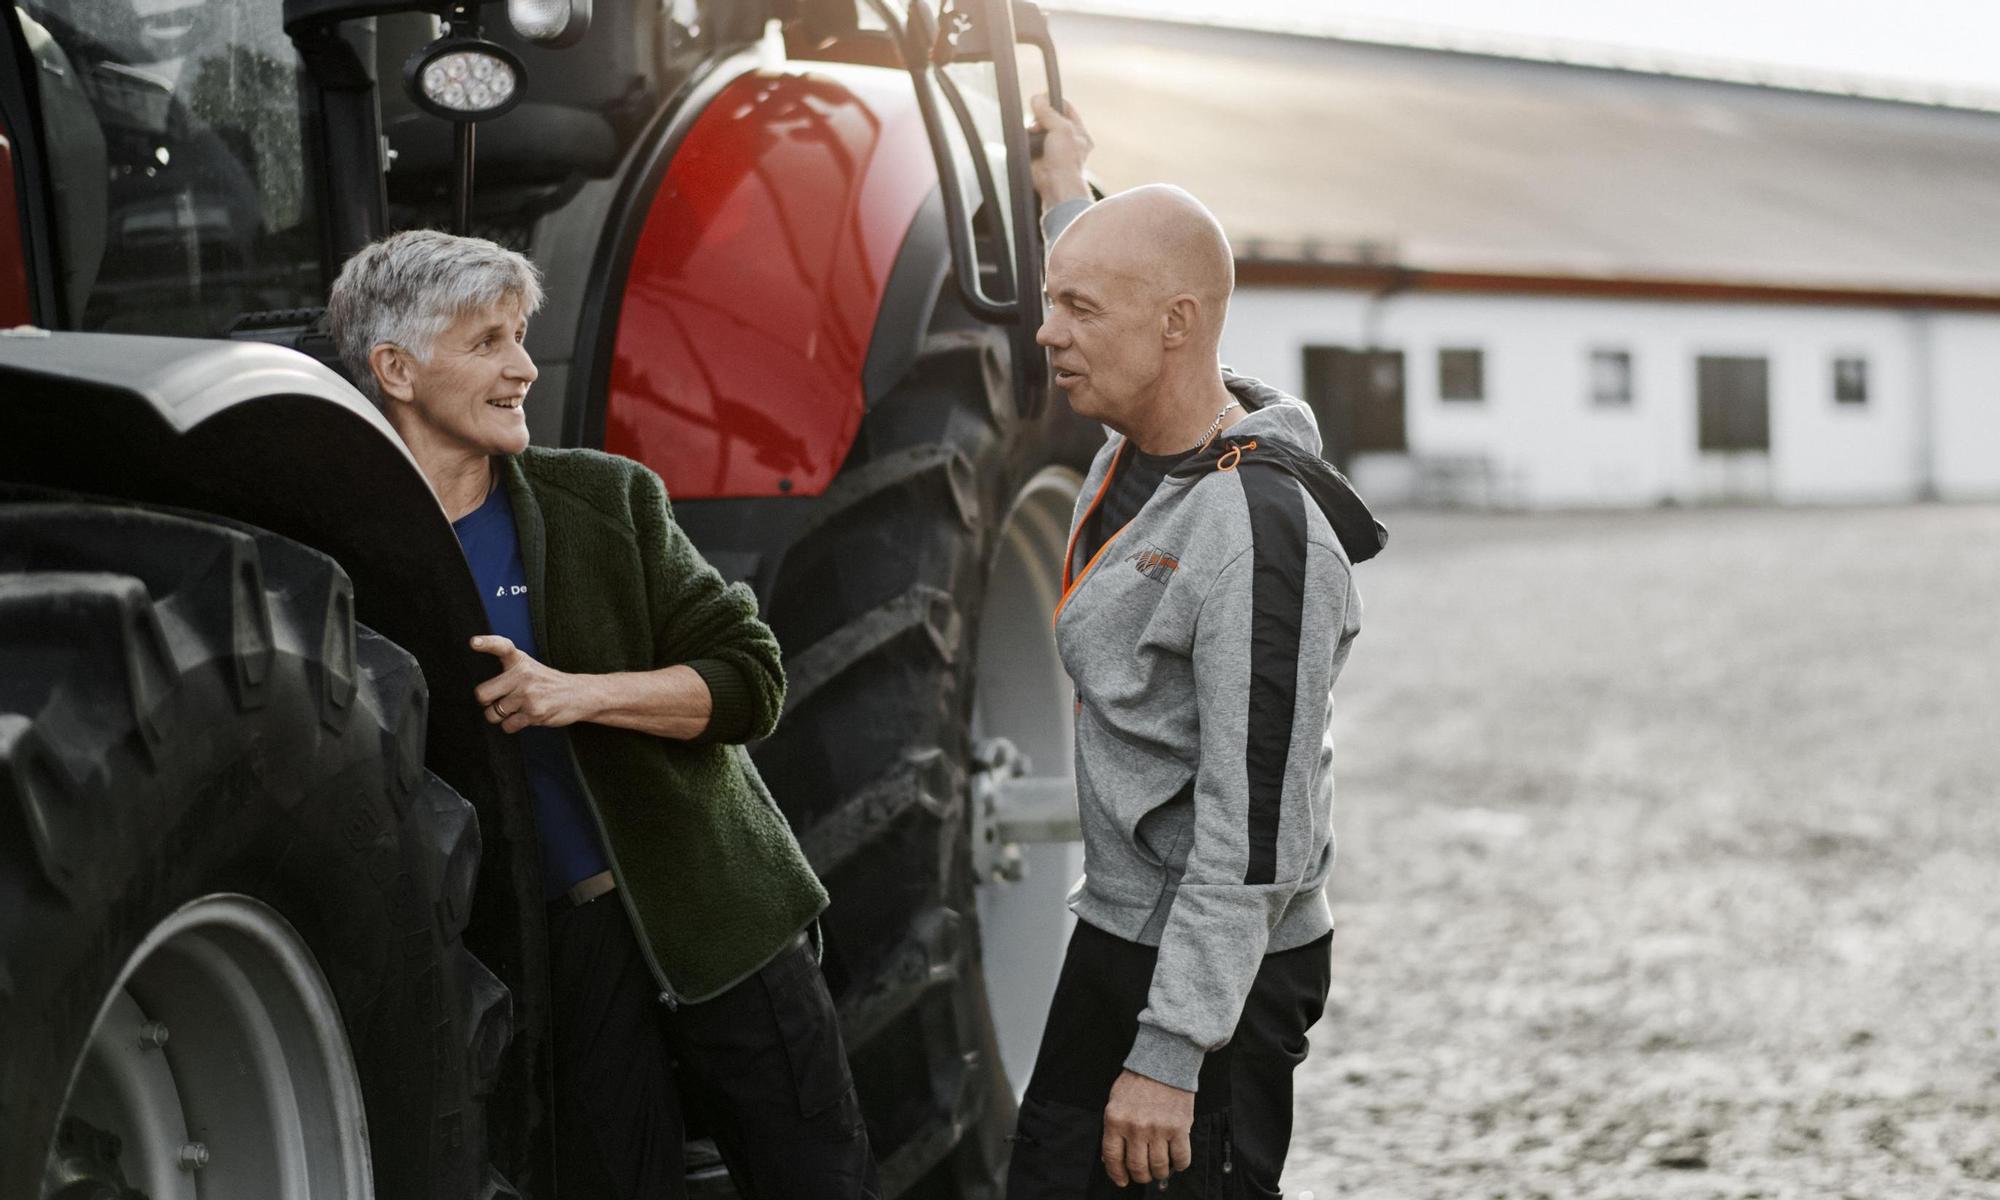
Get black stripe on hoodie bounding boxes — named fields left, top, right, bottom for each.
left=1241, top=466, right=1308, bottom=885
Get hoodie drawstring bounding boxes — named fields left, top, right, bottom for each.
left=1217, top=439, right=1258, bottom=472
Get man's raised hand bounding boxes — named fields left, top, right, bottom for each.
left=1029, top=93, right=1092, bottom=208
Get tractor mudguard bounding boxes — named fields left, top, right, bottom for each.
left=0, top=330, right=553, bottom=1195
left=590, top=64, right=942, bottom=502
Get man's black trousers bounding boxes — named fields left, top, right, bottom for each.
left=1005, top=920, right=1332, bottom=1199
left=548, top=892, right=880, bottom=1199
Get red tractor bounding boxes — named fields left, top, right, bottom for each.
left=0, top=1, right=1097, bottom=1195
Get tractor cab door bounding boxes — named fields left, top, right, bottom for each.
left=1, top=0, right=325, bottom=338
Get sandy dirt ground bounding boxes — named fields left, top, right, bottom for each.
left=1280, top=504, right=2000, bottom=1200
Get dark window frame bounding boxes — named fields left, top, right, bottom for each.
left=1832, top=354, right=1869, bottom=406
left=1589, top=347, right=1634, bottom=407
left=1696, top=354, right=1772, bottom=453
left=1302, top=344, right=1407, bottom=470
left=1437, top=345, right=1484, bottom=403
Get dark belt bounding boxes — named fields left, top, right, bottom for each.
left=546, top=869, right=616, bottom=917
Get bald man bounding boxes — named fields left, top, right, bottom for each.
left=1008, top=102, right=1386, bottom=1198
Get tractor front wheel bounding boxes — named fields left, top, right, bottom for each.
left=0, top=503, right=512, bottom=1200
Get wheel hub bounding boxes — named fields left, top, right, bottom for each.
left=49, top=895, right=374, bottom=1200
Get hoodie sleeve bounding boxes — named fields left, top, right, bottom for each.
left=1043, top=196, right=1091, bottom=244
left=1123, top=472, right=1352, bottom=1092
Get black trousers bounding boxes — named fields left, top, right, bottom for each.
left=1005, top=921, right=1333, bottom=1199
left=549, top=893, right=881, bottom=1199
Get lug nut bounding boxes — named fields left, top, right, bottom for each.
left=138, top=1021, right=170, bottom=1050
left=177, top=1142, right=209, bottom=1171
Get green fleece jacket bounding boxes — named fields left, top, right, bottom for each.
left=500, top=446, right=827, bottom=1003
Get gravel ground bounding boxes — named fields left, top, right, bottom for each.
left=1282, top=503, right=2000, bottom=1200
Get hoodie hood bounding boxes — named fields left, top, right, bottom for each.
left=1170, top=371, right=1388, bottom=564
left=1219, top=370, right=1325, bottom=455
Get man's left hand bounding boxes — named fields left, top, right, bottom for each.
left=1029, top=93, right=1092, bottom=208
left=1101, top=1068, right=1194, bottom=1187
left=472, top=635, right=594, bottom=733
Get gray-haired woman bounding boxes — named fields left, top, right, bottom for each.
left=330, top=229, right=879, bottom=1199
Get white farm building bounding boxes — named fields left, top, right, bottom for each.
left=1051, top=12, right=2000, bottom=507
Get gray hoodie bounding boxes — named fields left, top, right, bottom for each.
left=1053, top=374, right=1385, bottom=1092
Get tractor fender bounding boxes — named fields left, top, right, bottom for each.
left=0, top=330, right=553, bottom=1193
left=588, top=63, right=946, bottom=501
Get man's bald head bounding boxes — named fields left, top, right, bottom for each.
left=1053, top=184, right=1235, bottom=339
left=1039, top=185, right=1239, bottom=442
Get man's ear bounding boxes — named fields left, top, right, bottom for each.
left=369, top=343, right=417, bottom=404
left=1161, top=294, right=1201, bottom=350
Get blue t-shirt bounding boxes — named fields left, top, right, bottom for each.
left=453, top=483, right=612, bottom=900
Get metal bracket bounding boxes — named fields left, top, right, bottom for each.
left=990, top=775, right=1084, bottom=844
left=971, top=737, right=1083, bottom=885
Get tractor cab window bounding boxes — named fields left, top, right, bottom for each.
left=16, top=0, right=320, bottom=336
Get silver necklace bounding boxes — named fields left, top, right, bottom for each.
left=1190, top=398, right=1240, bottom=453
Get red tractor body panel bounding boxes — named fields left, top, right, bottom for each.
left=604, top=66, right=938, bottom=499
left=0, top=135, right=31, bottom=327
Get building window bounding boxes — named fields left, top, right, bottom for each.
left=1302, top=346, right=1407, bottom=470
left=1833, top=356, right=1869, bottom=405
left=1696, top=355, right=1771, bottom=452
left=1438, top=347, right=1483, bottom=402
left=1590, top=349, right=1633, bottom=406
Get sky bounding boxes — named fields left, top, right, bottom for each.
left=1044, top=0, right=2000, bottom=107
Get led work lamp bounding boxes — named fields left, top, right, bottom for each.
left=403, top=34, right=525, bottom=122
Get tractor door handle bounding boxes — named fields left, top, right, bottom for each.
left=981, top=0, right=1055, bottom=417
left=934, top=0, right=1059, bottom=418
left=897, top=0, right=1014, bottom=324
left=887, top=0, right=1064, bottom=419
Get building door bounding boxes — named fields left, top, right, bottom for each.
left=1303, top=346, right=1406, bottom=471
left=1695, top=355, right=1772, bottom=500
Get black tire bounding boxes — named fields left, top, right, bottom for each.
left=0, top=503, right=513, bottom=1199
left=717, top=317, right=1097, bottom=1197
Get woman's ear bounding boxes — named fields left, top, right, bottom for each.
left=369, top=343, right=417, bottom=404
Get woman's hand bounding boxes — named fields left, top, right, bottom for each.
left=472, top=635, right=596, bottom=733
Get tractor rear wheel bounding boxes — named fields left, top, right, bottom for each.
left=726, top=323, right=1099, bottom=1199
left=0, top=503, right=512, bottom=1200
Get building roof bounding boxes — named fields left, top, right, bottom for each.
left=1049, top=12, right=2000, bottom=299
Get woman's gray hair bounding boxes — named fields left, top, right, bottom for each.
left=328, top=230, right=545, bottom=404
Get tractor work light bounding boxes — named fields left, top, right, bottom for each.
left=404, top=36, right=524, bottom=122
left=507, top=0, right=592, bottom=47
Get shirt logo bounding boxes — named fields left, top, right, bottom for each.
left=494, top=585, right=528, bottom=598
left=1127, top=545, right=1180, bottom=584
